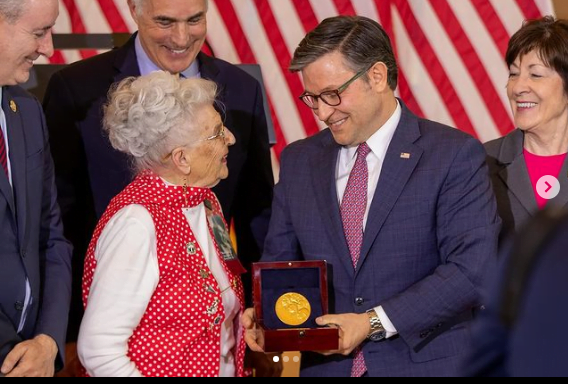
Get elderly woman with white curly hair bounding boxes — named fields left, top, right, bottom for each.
left=76, top=71, right=247, bottom=377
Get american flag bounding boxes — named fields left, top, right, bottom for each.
left=42, top=0, right=555, bottom=171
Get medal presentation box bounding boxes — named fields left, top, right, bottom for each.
left=252, top=261, right=339, bottom=352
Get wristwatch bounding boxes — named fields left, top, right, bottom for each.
left=366, top=309, right=386, bottom=342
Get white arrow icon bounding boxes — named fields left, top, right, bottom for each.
left=536, top=175, right=561, bottom=200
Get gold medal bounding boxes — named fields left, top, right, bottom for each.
left=275, top=293, right=311, bottom=326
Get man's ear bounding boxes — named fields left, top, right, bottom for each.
left=127, top=0, right=140, bottom=25
left=171, top=147, right=192, bottom=176
left=369, top=62, right=389, bottom=93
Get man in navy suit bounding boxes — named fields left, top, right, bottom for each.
left=244, top=16, right=500, bottom=377
left=0, top=0, right=72, bottom=377
left=42, top=0, right=273, bottom=342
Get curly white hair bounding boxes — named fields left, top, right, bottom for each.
left=104, top=71, right=218, bottom=173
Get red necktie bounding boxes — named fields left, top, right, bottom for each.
left=0, top=125, right=8, bottom=177
left=340, top=142, right=371, bottom=377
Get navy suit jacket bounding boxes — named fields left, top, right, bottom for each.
left=263, top=103, right=500, bottom=377
left=0, top=86, right=72, bottom=368
left=465, top=212, right=568, bottom=377
left=42, top=35, right=274, bottom=338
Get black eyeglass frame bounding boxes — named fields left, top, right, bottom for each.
left=299, top=64, right=374, bottom=109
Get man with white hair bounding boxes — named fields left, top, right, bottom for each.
left=0, top=0, right=72, bottom=377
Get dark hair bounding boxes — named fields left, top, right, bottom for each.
left=290, top=16, right=398, bottom=91
left=506, top=16, right=568, bottom=94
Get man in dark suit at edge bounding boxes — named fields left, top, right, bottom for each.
left=42, top=0, right=274, bottom=351
left=0, top=0, right=72, bottom=377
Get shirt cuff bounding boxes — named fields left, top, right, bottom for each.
left=374, top=306, right=398, bottom=339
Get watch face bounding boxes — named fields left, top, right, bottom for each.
left=369, top=331, right=386, bottom=342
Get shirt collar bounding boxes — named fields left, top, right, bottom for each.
left=0, top=87, right=7, bottom=136
left=134, top=35, right=200, bottom=78
left=345, top=100, right=402, bottom=164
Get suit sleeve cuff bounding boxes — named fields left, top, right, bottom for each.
left=375, top=306, right=398, bottom=339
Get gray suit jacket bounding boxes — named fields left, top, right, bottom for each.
left=0, top=86, right=72, bottom=369
left=485, top=129, right=568, bottom=240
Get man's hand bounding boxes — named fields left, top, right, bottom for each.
left=242, top=308, right=265, bottom=353
left=1, top=334, right=58, bottom=377
left=316, top=313, right=370, bottom=356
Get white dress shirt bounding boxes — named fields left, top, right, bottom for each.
left=336, top=101, right=402, bottom=338
left=78, top=202, right=240, bottom=377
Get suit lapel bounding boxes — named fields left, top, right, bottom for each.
left=310, top=134, right=354, bottom=277
left=496, top=130, right=537, bottom=216
left=198, top=53, right=221, bottom=82
left=113, top=34, right=141, bottom=84
left=4, top=88, right=28, bottom=245
left=357, top=104, right=423, bottom=273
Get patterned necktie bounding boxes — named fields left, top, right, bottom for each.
left=0, top=125, right=8, bottom=177
left=340, top=142, right=371, bottom=377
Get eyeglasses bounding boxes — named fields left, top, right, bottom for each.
left=299, top=65, right=372, bottom=109
left=202, top=125, right=226, bottom=142
left=162, top=125, right=227, bottom=161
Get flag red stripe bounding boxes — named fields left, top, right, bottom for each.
left=333, top=0, right=357, bottom=16
left=398, top=70, right=425, bottom=118
left=214, top=0, right=290, bottom=152
left=374, top=0, right=393, bottom=36
left=516, top=0, right=544, bottom=20
left=61, top=0, right=99, bottom=59
left=214, top=0, right=256, bottom=63
left=393, top=0, right=478, bottom=138
left=97, top=0, right=129, bottom=33
left=430, top=0, right=514, bottom=136
left=292, top=0, right=319, bottom=32
left=254, top=0, right=320, bottom=137
left=471, top=0, right=510, bottom=57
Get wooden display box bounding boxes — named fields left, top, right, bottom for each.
left=252, top=261, right=339, bottom=352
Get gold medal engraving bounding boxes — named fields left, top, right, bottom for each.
left=275, top=293, right=311, bottom=326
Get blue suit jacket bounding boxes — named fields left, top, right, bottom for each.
left=0, top=86, right=72, bottom=368
left=466, top=215, right=568, bottom=377
left=42, top=35, right=274, bottom=338
left=263, top=103, right=500, bottom=377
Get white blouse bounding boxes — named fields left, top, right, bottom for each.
left=77, top=203, right=240, bottom=377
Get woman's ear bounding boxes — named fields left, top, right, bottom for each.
left=171, top=147, right=192, bottom=176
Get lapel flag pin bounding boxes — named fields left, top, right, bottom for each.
left=400, top=153, right=411, bottom=159
left=9, top=100, right=17, bottom=113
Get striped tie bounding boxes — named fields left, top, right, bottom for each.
left=0, top=126, right=8, bottom=177
left=340, top=143, right=371, bottom=377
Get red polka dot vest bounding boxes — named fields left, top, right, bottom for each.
left=82, top=171, right=246, bottom=377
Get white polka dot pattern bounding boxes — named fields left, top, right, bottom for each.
left=82, top=171, right=246, bottom=377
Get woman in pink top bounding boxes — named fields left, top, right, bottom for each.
left=485, top=16, right=568, bottom=240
